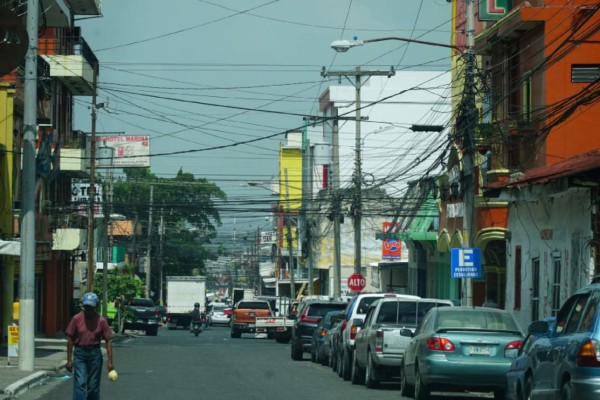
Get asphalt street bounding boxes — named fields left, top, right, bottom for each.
left=18, top=325, right=493, bottom=400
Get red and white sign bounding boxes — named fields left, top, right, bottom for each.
left=347, top=273, right=366, bottom=292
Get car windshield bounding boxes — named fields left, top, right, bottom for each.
left=436, top=310, right=521, bottom=332
left=237, top=302, right=270, bottom=310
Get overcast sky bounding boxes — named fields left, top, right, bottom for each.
left=73, top=0, right=454, bottom=247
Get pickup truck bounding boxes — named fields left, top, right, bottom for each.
left=123, top=298, right=160, bottom=336
left=230, top=299, right=274, bottom=338
left=352, top=297, right=454, bottom=388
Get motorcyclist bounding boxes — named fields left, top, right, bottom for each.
left=190, top=302, right=202, bottom=333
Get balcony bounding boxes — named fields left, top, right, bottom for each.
left=61, top=145, right=90, bottom=177
left=52, top=228, right=87, bottom=251
left=40, top=37, right=98, bottom=96
left=68, top=0, right=102, bottom=16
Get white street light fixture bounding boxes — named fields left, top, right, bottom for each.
left=331, top=36, right=460, bottom=53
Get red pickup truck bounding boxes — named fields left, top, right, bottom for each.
left=230, top=300, right=273, bottom=338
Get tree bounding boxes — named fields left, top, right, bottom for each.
left=111, top=167, right=226, bottom=288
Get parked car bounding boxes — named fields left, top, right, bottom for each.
left=311, top=310, right=345, bottom=365
left=335, top=292, right=420, bottom=381
left=290, top=299, right=348, bottom=361
left=207, top=302, right=230, bottom=326
left=400, top=306, right=524, bottom=400
left=352, top=297, right=454, bottom=388
left=506, top=284, right=600, bottom=400
left=122, top=298, right=160, bottom=336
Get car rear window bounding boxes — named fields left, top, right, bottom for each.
left=307, top=303, right=347, bottom=317
left=130, top=299, right=154, bottom=307
left=376, top=301, right=450, bottom=325
left=237, top=301, right=270, bottom=310
left=213, top=305, right=227, bottom=312
left=436, top=310, right=521, bottom=332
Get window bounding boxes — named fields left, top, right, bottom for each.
left=556, top=295, right=579, bottom=334
left=552, top=258, right=562, bottom=316
left=531, top=258, right=540, bottom=321
left=572, top=64, right=600, bottom=83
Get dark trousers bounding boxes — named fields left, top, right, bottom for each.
left=73, top=346, right=103, bottom=400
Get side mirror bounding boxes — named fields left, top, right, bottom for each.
left=528, top=320, right=550, bottom=336
left=399, top=328, right=413, bottom=338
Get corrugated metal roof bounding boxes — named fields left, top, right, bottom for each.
left=489, top=149, right=600, bottom=190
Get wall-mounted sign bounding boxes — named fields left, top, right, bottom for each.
left=451, top=248, right=482, bottom=278
left=479, top=0, right=512, bottom=21
left=382, top=222, right=402, bottom=260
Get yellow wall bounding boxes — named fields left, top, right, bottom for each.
left=0, top=84, right=15, bottom=237
left=279, top=147, right=302, bottom=212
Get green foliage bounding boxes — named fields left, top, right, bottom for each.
left=94, top=264, right=143, bottom=304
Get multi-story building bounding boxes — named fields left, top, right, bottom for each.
left=0, top=0, right=101, bottom=339
left=475, top=0, right=600, bottom=328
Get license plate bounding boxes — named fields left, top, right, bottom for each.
left=469, top=345, right=491, bottom=355
left=257, top=328, right=266, bottom=333
left=249, top=312, right=255, bottom=316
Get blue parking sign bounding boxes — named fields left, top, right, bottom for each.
left=451, top=248, right=482, bottom=278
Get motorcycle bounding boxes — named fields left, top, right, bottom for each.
left=192, top=321, right=201, bottom=336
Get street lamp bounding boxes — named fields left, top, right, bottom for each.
left=331, top=36, right=461, bottom=52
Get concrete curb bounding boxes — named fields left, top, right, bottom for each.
left=3, top=371, right=48, bottom=398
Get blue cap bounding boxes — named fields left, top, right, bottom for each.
left=82, top=292, right=99, bottom=307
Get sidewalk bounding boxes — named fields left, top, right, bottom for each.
left=0, top=335, right=126, bottom=399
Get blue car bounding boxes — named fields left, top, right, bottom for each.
left=506, top=284, right=600, bottom=400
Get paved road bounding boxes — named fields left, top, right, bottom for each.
left=19, top=325, right=493, bottom=399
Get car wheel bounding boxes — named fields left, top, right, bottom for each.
left=415, top=365, right=430, bottom=400
left=560, top=380, right=572, bottom=400
left=400, top=361, right=414, bottom=397
left=230, top=329, right=241, bottom=339
left=146, top=326, right=158, bottom=336
left=365, top=351, right=379, bottom=389
left=328, top=347, right=334, bottom=369
left=291, top=340, right=302, bottom=361
left=311, top=346, right=317, bottom=363
left=275, top=335, right=290, bottom=344
left=342, top=348, right=351, bottom=381
left=350, top=349, right=364, bottom=385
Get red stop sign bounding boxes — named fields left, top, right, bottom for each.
left=347, top=273, right=366, bottom=292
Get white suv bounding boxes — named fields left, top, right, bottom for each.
left=335, top=292, right=420, bottom=381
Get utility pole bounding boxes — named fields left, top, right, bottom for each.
left=145, top=185, right=154, bottom=298
left=321, top=67, right=394, bottom=275
left=101, top=173, right=109, bottom=319
left=284, top=169, right=295, bottom=299
left=19, top=0, right=39, bottom=372
left=256, top=226, right=261, bottom=295
left=462, top=0, right=477, bottom=306
left=86, top=62, right=98, bottom=292
left=158, top=207, right=164, bottom=305
left=331, top=108, right=341, bottom=299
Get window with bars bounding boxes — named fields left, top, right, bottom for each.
left=552, top=258, right=562, bottom=316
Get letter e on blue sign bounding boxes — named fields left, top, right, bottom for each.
left=450, top=248, right=482, bottom=278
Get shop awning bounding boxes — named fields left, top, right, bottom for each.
left=0, top=240, right=20, bottom=256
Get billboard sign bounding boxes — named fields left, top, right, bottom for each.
left=95, top=135, right=150, bottom=167
left=71, top=182, right=103, bottom=216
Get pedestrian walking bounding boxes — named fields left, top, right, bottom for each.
left=66, top=292, right=114, bottom=400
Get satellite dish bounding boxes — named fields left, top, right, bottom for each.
left=0, top=7, right=28, bottom=76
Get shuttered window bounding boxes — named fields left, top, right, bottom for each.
left=572, top=64, right=600, bottom=83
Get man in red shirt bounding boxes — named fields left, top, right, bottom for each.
left=66, top=292, right=114, bottom=400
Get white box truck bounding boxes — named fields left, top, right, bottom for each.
left=165, top=276, right=206, bottom=330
